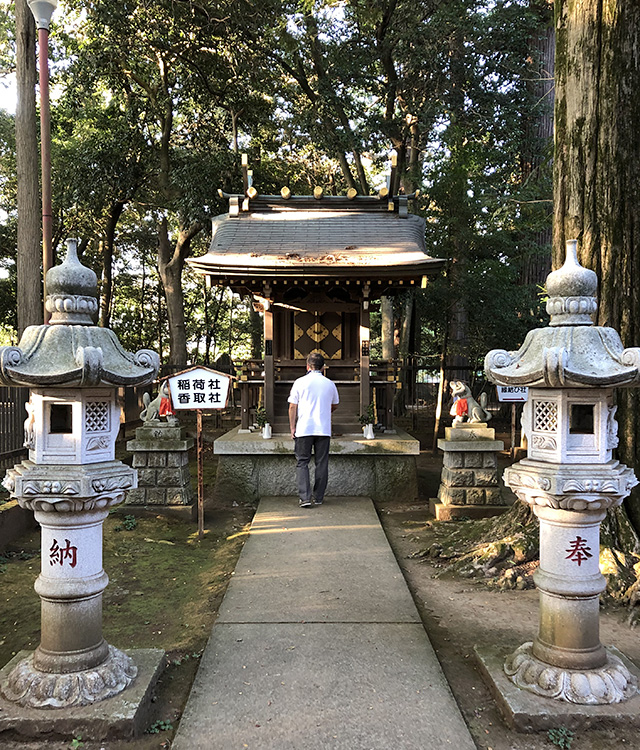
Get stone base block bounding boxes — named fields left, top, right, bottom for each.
left=126, top=438, right=193, bottom=452
left=126, top=486, right=193, bottom=506
left=213, top=427, right=420, bottom=504
left=0, top=649, right=165, bottom=740
left=125, top=448, right=194, bottom=506
left=438, top=485, right=505, bottom=506
left=474, top=645, right=640, bottom=732
left=429, top=499, right=511, bottom=521
left=444, top=423, right=495, bottom=440
left=215, top=454, right=418, bottom=504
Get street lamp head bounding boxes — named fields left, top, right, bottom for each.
left=28, top=0, right=58, bottom=30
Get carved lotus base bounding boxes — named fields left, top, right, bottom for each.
left=504, top=642, right=637, bottom=705
left=2, top=459, right=136, bottom=513
left=1, top=645, right=137, bottom=709
left=504, top=459, right=637, bottom=512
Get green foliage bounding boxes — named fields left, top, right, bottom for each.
left=358, top=403, right=376, bottom=426
left=147, top=719, right=174, bottom=734
left=255, top=406, right=269, bottom=428
left=123, top=515, right=138, bottom=531
left=0, top=549, right=38, bottom=573
left=1, top=0, right=554, bottom=373
left=547, top=726, right=575, bottom=749
left=68, top=736, right=84, bottom=749
left=171, top=650, right=202, bottom=667
left=114, top=515, right=138, bottom=532
left=0, top=109, right=17, bottom=331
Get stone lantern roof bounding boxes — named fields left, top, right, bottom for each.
left=485, top=240, right=640, bottom=388
left=0, top=239, right=159, bottom=388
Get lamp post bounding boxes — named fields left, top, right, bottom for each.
left=27, top=0, right=57, bottom=324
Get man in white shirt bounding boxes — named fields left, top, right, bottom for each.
left=288, top=352, right=339, bottom=508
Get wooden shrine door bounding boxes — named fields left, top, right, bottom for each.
left=293, top=311, right=342, bottom=360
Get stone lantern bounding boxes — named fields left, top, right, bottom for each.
left=484, top=240, right=639, bottom=705
left=0, top=240, right=159, bottom=708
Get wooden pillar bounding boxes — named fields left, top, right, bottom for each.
left=360, top=285, right=371, bottom=416
left=263, top=291, right=275, bottom=424
left=385, top=366, right=395, bottom=431
left=240, top=382, right=250, bottom=430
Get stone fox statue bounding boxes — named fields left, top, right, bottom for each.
left=140, top=381, right=176, bottom=423
left=449, top=380, right=492, bottom=425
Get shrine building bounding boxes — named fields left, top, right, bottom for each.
left=187, top=183, right=444, bottom=502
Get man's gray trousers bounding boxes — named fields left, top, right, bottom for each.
left=294, top=435, right=330, bottom=503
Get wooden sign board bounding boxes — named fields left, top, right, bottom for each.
left=497, top=385, right=529, bottom=403
left=167, top=367, right=231, bottom=410
left=165, top=366, right=234, bottom=540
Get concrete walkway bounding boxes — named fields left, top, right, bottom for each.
left=172, top=496, right=476, bottom=750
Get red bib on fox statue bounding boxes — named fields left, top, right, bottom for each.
left=159, top=394, right=174, bottom=417
left=454, top=398, right=468, bottom=417
left=449, top=380, right=492, bottom=425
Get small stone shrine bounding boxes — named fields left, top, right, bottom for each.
left=432, top=380, right=506, bottom=521
left=480, top=239, right=640, bottom=712
left=0, top=240, right=160, bottom=713
left=125, top=382, right=194, bottom=506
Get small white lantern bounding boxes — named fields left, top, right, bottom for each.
left=26, top=389, right=121, bottom=465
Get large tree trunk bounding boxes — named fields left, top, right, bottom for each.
left=554, top=0, right=640, bottom=544
left=444, top=24, right=471, bottom=384
left=381, top=296, right=395, bottom=360
left=15, top=0, right=42, bottom=334
left=519, top=0, right=554, bottom=287
left=99, top=200, right=125, bottom=328
left=157, top=218, right=203, bottom=368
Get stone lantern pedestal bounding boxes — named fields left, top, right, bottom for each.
left=501, top=459, right=637, bottom=702
left=0, top=241, right=164, bottom=738
left=476, top=240, right=640, bottom=728
left=2, top=460, right=138, bottom=706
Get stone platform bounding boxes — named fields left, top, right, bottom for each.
left=433, top=423, right=507, bottom=520
left=213, top=426, right=420, bottom=504
left=475, top=645, right=640, bottom=732
left=126, top=421, right=194, bottom=506
left=0, top=649, right=165, bottom=741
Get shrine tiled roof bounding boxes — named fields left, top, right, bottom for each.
left=188, top=195, right=444, bottom=281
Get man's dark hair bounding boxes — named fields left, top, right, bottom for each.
left=307, top=352, right=325, bottom=370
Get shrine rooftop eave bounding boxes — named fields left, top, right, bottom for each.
left=187, top=211, right=444, bottom=282
left=187, top=255, right=443, bottom=281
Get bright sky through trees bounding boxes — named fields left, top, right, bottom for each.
left=0, top=74, right=15, bottom=113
